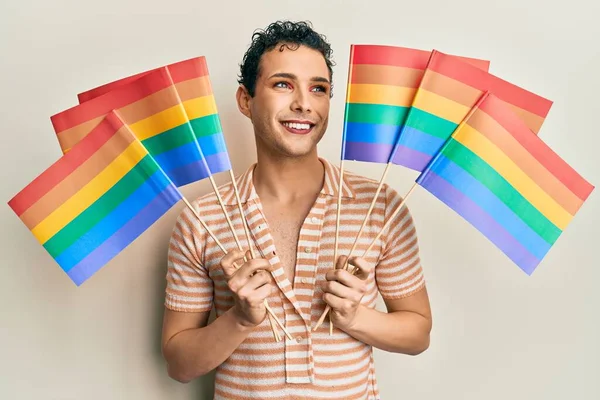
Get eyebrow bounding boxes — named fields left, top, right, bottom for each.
left=268, top=72, right=330, bottom=84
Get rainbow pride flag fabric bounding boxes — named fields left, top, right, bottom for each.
left=341, top=45, right=490, bottom=163
left=8, top=111, right=182, bottom=285
left=50, top=67, right=210, bottom=187
left=390, top=50, right=554, bottom=172
left=76, top=57, right=231, bottom=178
left=416, top=93, right=594, bottom=274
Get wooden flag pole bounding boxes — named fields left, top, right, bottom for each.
left=342, top=162, right=392, bottom=270
left=314, top=182, right=418, bottom=331
left=330, top=159, right=345, bottom=335
left=330, top=45, right=358, bottom=335
left=208, top=175, right=244, bottom=252
left=229, top=169, right=256, bottom=260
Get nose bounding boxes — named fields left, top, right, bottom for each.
left=290, top=88, right=312, bottom=113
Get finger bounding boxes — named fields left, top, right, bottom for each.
left=347, top=257, right=373, bottom=280
left=220, top=249, right=247, bottom=278
left=237, top=257, right=274, bottom=276
left=325, top=269, right=367, bottom=294
left=321, top=280, right=362, bottom=303
left=228, top=259, right=273, bottom=292
left=245, top=270, right=273, bottom=291
left=322, top=292, right=351, bottom=312
left=239, top=282, right=275, bottom=308
left=237, top=272, right=271, bottom=300
left=249, top=283, right=276, bottom=306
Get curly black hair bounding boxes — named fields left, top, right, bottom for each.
left=238, top=20, right=335, bottom=97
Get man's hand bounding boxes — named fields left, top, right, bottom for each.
left=321, top=255, right=373, bottom=331
left=220, top=249, right=276, bottom=329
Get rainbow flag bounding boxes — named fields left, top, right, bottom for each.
left=390, top=50, right=554, bottom=172
left=8, top=111, right=183, bottom=285
left=50, top=67, right=209, bottom=187
left=341, top=44, right=490, bottom=163
left=77, top=56, right=231, bottom=177
left=416, top=92, right=594, bottom=274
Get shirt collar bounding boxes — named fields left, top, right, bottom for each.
left=221, top=157, right=356, bottom=205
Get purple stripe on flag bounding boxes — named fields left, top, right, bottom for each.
left=66, top=185, right=182, bottom=286
left=343, top=141, right=393, bottom=164
left=418, top=171, right=541, bottom=274
left=205, top=151, right=232, bottom=175
left=167, top=152, right=232, bottom=186
left=390, top=146, right=432, bottom=171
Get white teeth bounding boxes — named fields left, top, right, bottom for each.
left=283, top=122, right=311, bottom=130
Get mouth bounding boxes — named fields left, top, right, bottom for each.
left=281, top=120, right=315, bottom=135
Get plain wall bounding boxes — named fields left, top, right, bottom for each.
left=1, top=0, right=599, bottom=399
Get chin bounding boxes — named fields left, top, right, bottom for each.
left=280, top=147, right=316, bottom=159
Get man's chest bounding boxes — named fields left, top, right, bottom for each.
left=261, top=202, right=313, bottom=282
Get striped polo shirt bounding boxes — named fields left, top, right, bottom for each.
left=164, top=157, right=426, bottom=399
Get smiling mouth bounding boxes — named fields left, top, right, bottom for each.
left=281, top=121, right=315, bottom=135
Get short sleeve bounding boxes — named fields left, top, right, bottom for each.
left=375, top=184, right=426, bottom=299
left=164, top=206, right=214, bottom=312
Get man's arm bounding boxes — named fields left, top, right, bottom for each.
left=161, top=249, right=276, bottom=383
left=335, top=286, right=431, bottom=355
left=161, top=308, right=253, bottom=383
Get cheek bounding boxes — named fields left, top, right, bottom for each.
left=315, top=99, right=330, bottom=118
left=249, top=101, right=271, bottom=124
left=256, top=99, right=283, bottom=122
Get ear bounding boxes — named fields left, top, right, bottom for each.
left=236, top=85, right=252, bottom=119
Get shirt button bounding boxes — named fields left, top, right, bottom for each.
left=311, top=216, right=319, bottom=224
left=296, top=336, right=304, bottom=343
left=301, top=278, right=309, bottom=284
left=257, top=225, right=263, bottom=230
left=304, top=247, right=311, bottom=253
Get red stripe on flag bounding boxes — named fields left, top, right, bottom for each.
left=351, top=45, right=431, bottom=69
left=429, top=50, right=552, bottom=118
left=77, top=57, right=209, bottom=103
left=351, top=45, right=490, bottom=71
left=52, top=68, right=173, bottom=132
left=168, top=57, right=209, bottom=83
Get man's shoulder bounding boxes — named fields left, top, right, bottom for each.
left=192, top=180, right=236, bottom=208
left=342, top=168, right=404, bottom=203
left=170, top=177, right=239, bottom=231
left=343, top=169, right=381, bottom=190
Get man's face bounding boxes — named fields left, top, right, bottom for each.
left=240, top=44, right=331, bottom=159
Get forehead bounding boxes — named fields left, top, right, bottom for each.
left=258, top=44, right=330, bottom=80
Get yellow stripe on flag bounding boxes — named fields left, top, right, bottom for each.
left=183, top=95, right=218, bottom=120
left=413, top=89, right=471, bottom=124
left=128, top=105, right=189, bottom=141
left=347, top=84, right=415, bottom=107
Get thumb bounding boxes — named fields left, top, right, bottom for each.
left=335, top=255, right=349, bottom=270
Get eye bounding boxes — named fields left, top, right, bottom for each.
left=274, top=81, right=292, bottom=89
left=311, top=85, right=328, bottom=94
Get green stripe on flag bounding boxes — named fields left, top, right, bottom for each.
left=345, top=103, right=409, bottom=126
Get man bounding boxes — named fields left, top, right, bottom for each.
left=161, top=20, right=432, bottom=399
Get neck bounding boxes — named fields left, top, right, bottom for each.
left=253, top=150, right=324, bottom=203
